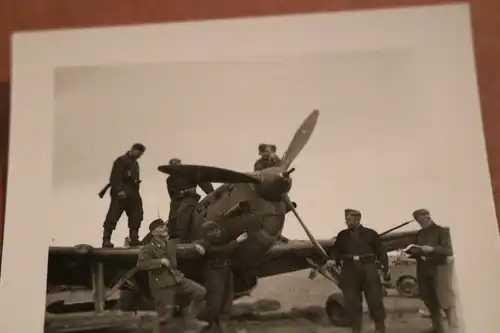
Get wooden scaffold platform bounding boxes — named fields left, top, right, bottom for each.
left=45, top=261, right=159, bottom=333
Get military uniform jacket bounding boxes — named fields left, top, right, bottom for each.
left=330, top=225, right=389, bottom=274
left=166, top=175, right=214, bottom=200
left=110, top=153, right=141, bottom=195
left=136, top=236, right=184, bottom=289
left=411, top=223, right=453, bottom=266
left=254, top=156, right=282, bottom=171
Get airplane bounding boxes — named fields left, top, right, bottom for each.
left=45, top=110, right=419, bottom=327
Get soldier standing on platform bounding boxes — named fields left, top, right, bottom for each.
left=99, top=143, right=145, bottom=248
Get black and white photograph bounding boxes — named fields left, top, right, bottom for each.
left=3, top=4, right=500, bottom=333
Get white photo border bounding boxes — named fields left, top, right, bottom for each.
left=2, top=3, right=499, bottom=333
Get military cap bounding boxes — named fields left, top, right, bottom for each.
left=345, top=209, right=361, bottom=217
left=132, top=143, right=146, bottom=152
left=258, top=144, right=268, bottom=152
left=169, top=158, right=181, bottom=165
left=259, top=143, right=278, bottom=152
left=412, top=209, right=430, bottom=219
left=149, top=218, right=164, bottom=232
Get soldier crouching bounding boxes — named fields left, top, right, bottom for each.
left=136, top=218, right=208, bottom=332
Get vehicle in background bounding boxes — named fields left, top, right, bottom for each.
left=389, top=253, right=419, bottom=298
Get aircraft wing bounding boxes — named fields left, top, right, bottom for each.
left=254, top=229, right=418, bottom=278
left=47, top=243, right=203, bottom=288
left=47, top=229, right=417, bottom=288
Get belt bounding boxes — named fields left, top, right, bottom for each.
left=207, top=259, right=230, bottom=267
left=341, top=255, right=376, bottom=264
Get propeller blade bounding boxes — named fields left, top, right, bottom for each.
left=158, top=164, right=261, bottom=184
left=282, top=194, right=329, bottom=260
left=280, top=110, right=320, bottom=171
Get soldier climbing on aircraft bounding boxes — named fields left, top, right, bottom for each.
left=99, top=143, right=146, bottom=248
left=166, top=158, right=214, bottom=240
left=254, top=143, right=292, bottom=243
left=326, top=209, right=391, bottom=333
left=253, top=143, right=282, bottom=171
left=136, top=218, right=208, bottom=333
left=196, top=221, right=248, bottom=333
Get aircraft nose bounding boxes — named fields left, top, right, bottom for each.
left=255, top=169, right=293, bottom=201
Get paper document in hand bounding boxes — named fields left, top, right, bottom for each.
left=403, top=244, right=422, bottom=252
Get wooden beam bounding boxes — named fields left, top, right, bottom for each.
left=91, top=262, right=105, bottom=312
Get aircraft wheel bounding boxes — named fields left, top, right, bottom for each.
left=395, top=276, right=419, bottom=298
left=325, top=292, right=350, bottom=327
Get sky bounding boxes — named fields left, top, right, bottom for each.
left=52, top=51, right=448, bottom=246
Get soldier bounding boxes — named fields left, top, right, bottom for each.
left=166, top=158, right=214, bottom=239
left=136, top=219, right=208, bottom=333
left=140, top=218, right=164, bottom=245
left=326, top=209, right=390, bottom=333
left=100, top=143, right=145, bottom=248
left=405, top=209, right=458, bottom=333
left=254, top=144, right=282, bottom=171
left=196, top=221, right=248, bottom=333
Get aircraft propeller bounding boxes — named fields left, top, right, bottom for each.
left=278, top=109, right=319, bottom=173
left=272, top=110, right=339, bottom=280
left=157, top=164, right=260, bottom=184
left=156, top=109, right=320, bottom=186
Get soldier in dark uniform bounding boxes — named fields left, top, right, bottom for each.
left=136, top=219, right=208, bottom=332
left=326, top=209, right=390, bottom=333
left=101, top=143, right=145, bottom=248
left=405, top=209, right=458, bottom=333
left=254, top=144, right=282, bottom=171
left=196, top=221, right=248, bottom=333
left=166, top=158, right=214, bottom=240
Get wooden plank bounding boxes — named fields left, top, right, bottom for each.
left=91, top=262, right=105, bottom=312
left=45, top=310, right=159, bottom=333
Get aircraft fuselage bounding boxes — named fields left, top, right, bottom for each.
left=187, top=167, right=290, bottom=268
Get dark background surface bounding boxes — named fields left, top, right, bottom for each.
left=0, top=0, right=498, bottom=269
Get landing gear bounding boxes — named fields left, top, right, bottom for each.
left=325, top=292, right=350, bottom=327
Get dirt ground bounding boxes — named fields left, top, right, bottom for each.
left=228, top=270, right=431, bottom=333
left=46, top=270, right=434, bottom=333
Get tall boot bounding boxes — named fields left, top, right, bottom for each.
left=202, top=322, right=220, bottom=333
left=374, top=320, right=386, bottom=333
left=430, top=311, right=445, bottom=333
left=128, top=228, right=141, bottom=246
left=183, top=301, right=209, bottom=331
left=218, top=320, right=230, bottom=333
left=351, top=318, right=362, bottom=333
left=444, top=307, right=459, bottom=330
left=102, top=228, right=114, bottom=248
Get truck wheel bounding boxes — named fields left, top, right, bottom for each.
left=325, top=292, right=350, bottom=327
left=396, top=276, right=419, bottom=298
